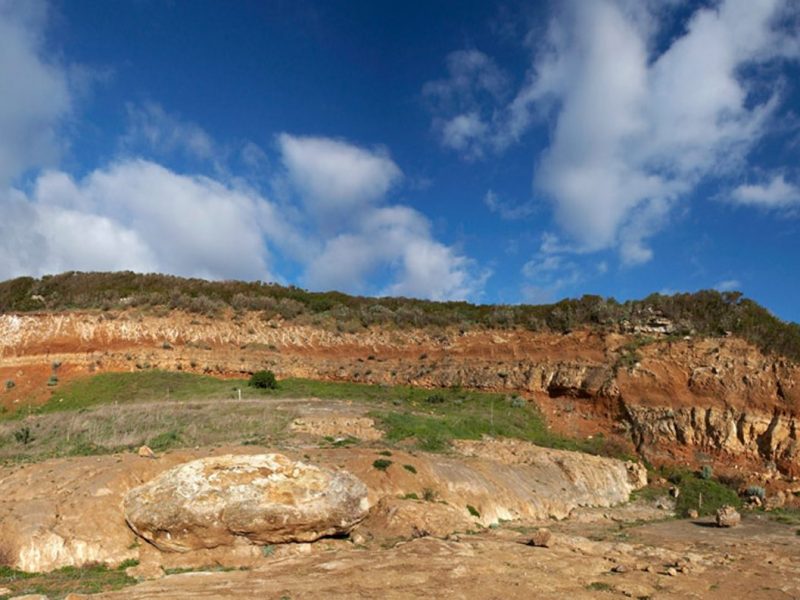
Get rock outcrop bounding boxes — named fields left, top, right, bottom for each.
left=123, top=454, right=369, bottom=552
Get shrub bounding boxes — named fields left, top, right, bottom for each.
left=4, top=379, right=14, bottom=390
left=422, top=487, right=437, bottom=502
left=14, top=426, right=33, bottom=445
left=699, top=465, right=713, bottom=480
left=47, top=375, right=59, bottom=386
left=425, top=393, right=446, bottom=404
left=248, top=370, right=277, bottom=389
left=466, top=504, right=481, bottom=518
left=745, top=485, right=766, bottom=500
left=372, top=459, right=392, bottom=471
left=403, top=464, right=417, bottom=474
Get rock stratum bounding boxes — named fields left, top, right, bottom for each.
left=0, top=443, right=643, bottom=572
left=1, top=309, right=799, bottom=475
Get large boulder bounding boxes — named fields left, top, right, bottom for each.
left=124, top=454, right=369, bottom=552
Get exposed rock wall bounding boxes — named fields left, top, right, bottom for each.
left=2, top=310, right=799, bottom=473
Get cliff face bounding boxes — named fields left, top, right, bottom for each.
left=1, top=310, right=798, bottom=474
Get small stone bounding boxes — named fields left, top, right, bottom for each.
left=350, top=531, right=367, bottom=545
left=612, top=564, right=629, bottom=573
left=645, top=565, right=656, bottom=573
left=0, top=589, right=12, bottom=597
left=669, top=486, right=680, bottom=498
left=687, top=509, right=699, bottom=519
left=715, top=505, right=741, bottom=528
left=666, top=567, right=678, bottom=577
left=137, top=445, right=156, bottom=459
left=527, top=528, right=553, bottom=548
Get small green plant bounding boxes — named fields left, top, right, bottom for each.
left=425, top=393, right=445, bottom=404
left=744, top=485, right=766, bottom=500
left=248, top=370, right=277, bottom=389
left=4, top=379, right=14, bottom=390
left=402, top=492, right=419, bottom=500
left=377, top=450, right=392, bottom=456
left=14, top=426, right=33, bottom=445
left=403, top=464, right=417, bottom=474
left=261, top=545, right=275, bottom=557
left=372, top=459, right=392, bottom=471
left=422, top=487, right=437, bottom=502
left=510, top=396, right=526, bottom=408
left=47, top=375, right=59, bottom=386
left=466, top=504, right=480, bottom=518
left=699, top=465, right=713, bottom=480
left=148, top=429, right=182, bottom=452
left=587, top=581, right=613, bottom=592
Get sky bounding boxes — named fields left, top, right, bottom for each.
left=0, top=0, right=799, bottom=321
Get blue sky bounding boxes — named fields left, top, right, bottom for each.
left=1, top=1, right=799, bottom=321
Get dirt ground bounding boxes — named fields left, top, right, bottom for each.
left=81, top=511, right=800, bottom=600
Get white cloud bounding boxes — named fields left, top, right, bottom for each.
left=0, top=0, right=71, bottom=186
left=440, top=112, right=488, bottom=156
left=729, top=174, right=800, bottom=208
left=0, top=160, right=280, bottom=282
left=715, top=279, right=741, bottom=292
left=277, top=134, right=402, bottom=214
left=484, top=189, right=536, bottom=220
left=423, top=50, right=509, bottom=158
left=121, top=102, right=215, bottom=161
left=277, top=135, right=486, bottom=300
left=429, top=0, right=799, bottom=264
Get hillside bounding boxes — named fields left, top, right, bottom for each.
left=1, top=271, right=799, bottom=361
left=1, top=271, right=800, bottom=480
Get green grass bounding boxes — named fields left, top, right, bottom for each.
left=0, top=370, right=634, bottom=461
left=658, top=467, right=741, bottom=517
left=0, top=561, right=138, bottom=598
left=766, top=508, right=800, bottom=526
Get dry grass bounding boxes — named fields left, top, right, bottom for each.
left=0, top=399, right=295, bottom=463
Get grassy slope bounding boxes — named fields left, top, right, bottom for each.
left=0, top=371, right=628, bottom=463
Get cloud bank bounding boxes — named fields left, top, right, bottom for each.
left=425, top=0, right=800, bottom=266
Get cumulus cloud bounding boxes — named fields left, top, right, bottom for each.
left=729, top=174, right=800, bottom=209
left=428, top=0, right=799, bottom=265
left=423, top=50, right=509, bottom=159
left=0, top=0, right=71, bottom=186
left=0, top=160, right=280, bottom=281
left=278, top=134, right=486, bottom=300
left=277, top=134, right=402, bottom=215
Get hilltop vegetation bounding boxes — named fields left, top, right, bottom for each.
left=1, top=271, right=799, bottom=361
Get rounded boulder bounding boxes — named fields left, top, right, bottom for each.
left=124, top=454, right=369, bottom=552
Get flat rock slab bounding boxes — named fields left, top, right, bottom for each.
left=124, top=454, right=369, bottom=552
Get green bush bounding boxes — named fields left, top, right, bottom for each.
left=4, top=379, right=14, bottom=390
left=745, top=485, right=766, bottom=500
left=248, top=370, right=277, bottom=389
left=372, top=459, right=392, bottom=471
left=699, top=465, right=713, bottom=480
left=661, top=468, right=741, bottom=517
left=466, top=504, right=480, bottom=518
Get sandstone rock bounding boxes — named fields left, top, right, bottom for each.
left=124, top=454, right=369, bottom=552
left=0, top=588, right=12, bottom=597
left=527, top=528, right=553, bottom=548
left=358, top=497, right=473, bottom=541
left=666, top=566, right=678, bottom=576
left=687, top=509, right=699, bottom=519
left=611, top=563, right=628, bottom=573
left=137, top=445, right=156, bottom=459
left=715, top=505, right=741, bottom=528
